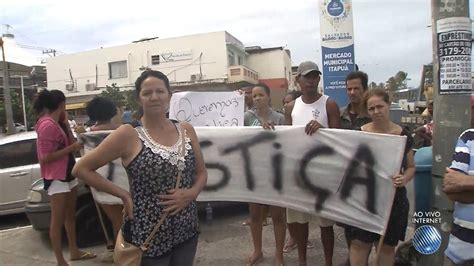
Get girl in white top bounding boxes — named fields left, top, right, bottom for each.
left=85, top=97, right=126, bottom=243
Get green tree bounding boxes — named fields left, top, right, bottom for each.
left=100, top=83, right=124, bottom=107
left=394, top=71, right=408, bottom=90
left=384, top=71, right=408, bottom=99
left=0, top=103, right=5, bottom=131
left=0, top=88, right=36, bottom=131
left=369, top=82, right=377, bottom=90
left=386, top=76, right=398, bottom=91
left=386, top=71, right=408, bottom=91
left=424, top=65, right=433, bottom=87
left=123, top=90, right=139, bottom=111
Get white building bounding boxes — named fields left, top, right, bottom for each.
left=246, top=46, right=292, bottom=107
left=46, top=31, right=292, bottom=111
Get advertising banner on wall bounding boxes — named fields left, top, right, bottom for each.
left=436, top=17, right=472, bottom=95
left=319, top=0, right=355, bottom=107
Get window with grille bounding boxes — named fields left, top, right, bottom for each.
left=151, top=55, right=160, bottom=65
left=108, top=60, right=127, bottom=79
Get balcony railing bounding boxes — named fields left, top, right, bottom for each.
left=227, top=65, right=259, bottom=84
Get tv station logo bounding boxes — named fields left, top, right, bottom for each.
left=411, top=211, right=442, bottom=255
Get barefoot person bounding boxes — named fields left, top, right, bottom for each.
left=244, top=83, right=286, bottom=266
left=281, top=90, right=315, bottom=254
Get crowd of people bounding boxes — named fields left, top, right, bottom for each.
left=32, top=61, right=473, bottom=266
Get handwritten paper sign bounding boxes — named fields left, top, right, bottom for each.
left=169, top=91, right=244, bottom=126
left=80, top=127, right=406, bottom=235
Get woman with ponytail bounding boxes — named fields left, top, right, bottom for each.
left=34, top=89, right=96, bottom=265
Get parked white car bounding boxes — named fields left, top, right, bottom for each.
left=0, top=132, right=41, bottom=215
left=15, top=123, right=27, bottom=132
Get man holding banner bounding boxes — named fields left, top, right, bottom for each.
left=285, top=61, right=341, bottom=266
left=339, top=70, right=371, bottom=265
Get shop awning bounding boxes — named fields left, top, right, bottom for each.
left=65, top=102, right=87, bottom=110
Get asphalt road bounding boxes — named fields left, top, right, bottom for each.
left=0, top=203, right=354, bottom=265
left=0, top=213, right=30, bottom=231
left=0, top=174, right=417, bottom=265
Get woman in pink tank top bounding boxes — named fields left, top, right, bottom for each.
left=34, top=89, right=95, bottom=265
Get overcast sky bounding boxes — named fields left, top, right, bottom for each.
left=1, top=0, right=473, bottom=87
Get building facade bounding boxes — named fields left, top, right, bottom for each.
left=46, top=31, right=292, bottom=111
left=245, top=46, right=292, bottom=109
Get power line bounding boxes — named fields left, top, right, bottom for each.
left=3, top=24, right=38, bottom=46
left=3, top=24, right=66, bottom=55
left=16, top=43, right=66, bottom=56
left=17, top=43, right=49, bottom=51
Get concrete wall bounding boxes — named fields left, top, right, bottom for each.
left=225, top=32, right=247, bottom=67
left=246, top=49, right=292, bottom=110
left=259, top=78, right=289, bottom=110
left=246, top=49, right=291, bottom=80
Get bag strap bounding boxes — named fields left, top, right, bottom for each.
left=140, top=124, right=187, bottom=251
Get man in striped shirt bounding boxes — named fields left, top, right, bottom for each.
left=443, top=128, right=474, bottom=265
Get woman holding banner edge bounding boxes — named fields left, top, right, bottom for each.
left=244, top=83, right=286, bottom=266
left=346, top=89, right=415, bottom=266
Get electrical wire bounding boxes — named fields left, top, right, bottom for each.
left=5, top=25, right=66, bottom=54
left=166, top=52, right=203, bottom=76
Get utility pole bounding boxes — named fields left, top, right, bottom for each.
left=419, top=0, right=472, bottom=265
left=42, top=49, right=56, bottom=57
left=0, top=37, right=16, bottom=135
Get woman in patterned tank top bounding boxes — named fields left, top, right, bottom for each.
left=73, top=70, right=208, bottom=266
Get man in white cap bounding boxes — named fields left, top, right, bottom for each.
left=284, top=61, right=341, bottom=266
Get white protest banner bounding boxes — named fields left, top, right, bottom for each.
left=80, top=126, right=406, bottom=235
left=169, top=91, right=244, bottom=126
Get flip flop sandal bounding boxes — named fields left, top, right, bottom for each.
left=245, top=254, right=264, bottom=266
left=71, top=251, right=97, bottom=261
left=283, top=243, right=297, bottom=253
